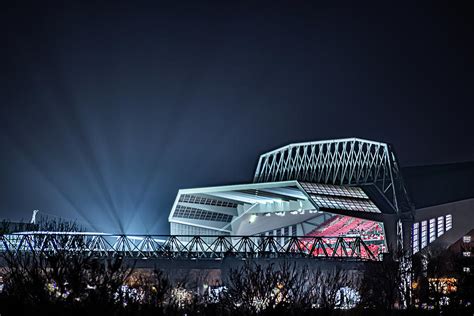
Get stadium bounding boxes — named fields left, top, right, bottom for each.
left=1, top=137, right=472, bottom=264
left=169, top=138, right=473, bottom=261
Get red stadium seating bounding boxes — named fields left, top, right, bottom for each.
left=304, top=214, right=385, bottom=258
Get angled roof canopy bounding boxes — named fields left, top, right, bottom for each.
left=169, top=180, right=383, bottom=233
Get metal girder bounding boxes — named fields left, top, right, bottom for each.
left=0, top=232, right=377, bottom=261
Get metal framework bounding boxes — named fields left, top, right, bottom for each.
left=254, top=139, right=407, bottom=211
left=253, top=138, right=414, bottom=250
left=0, top=232, right=377, bottom=261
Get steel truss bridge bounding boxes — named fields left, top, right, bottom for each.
left=0, top=232, right=378, bottom=261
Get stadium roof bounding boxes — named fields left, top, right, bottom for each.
left=253, top=137, right=412, bottom=215
left=168, top=180, right=383, bottom=233
left=254, top=138, right=392, bottom=185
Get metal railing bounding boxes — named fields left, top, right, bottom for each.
left=0, top=232, right=378, bottom=261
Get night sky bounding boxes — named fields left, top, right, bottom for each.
left=1, top=2, right=473, bottom=234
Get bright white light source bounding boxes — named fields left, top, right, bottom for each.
left=249, top=214, right=257, bottom=223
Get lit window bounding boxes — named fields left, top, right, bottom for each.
left=421, top=221, right=428, bottom=248
left=413, top=222, right=419, bottom=254
left=446, top=214, right=452, bottom=230
left=463, top=251, right=471, bottom=257
left=463, top=267, right=470, bottom=273
left=437, top=217, right=444, bottom=237
left=463, top=236, right=471, bottom=243
left=429, top=218, right=436, bottom=243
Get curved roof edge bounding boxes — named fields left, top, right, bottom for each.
left=259, top=137, right=389, bottom=158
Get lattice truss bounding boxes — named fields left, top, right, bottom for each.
left=0, top=232, right=377, bottom=261
left=254, top=138, right=412, bottom=216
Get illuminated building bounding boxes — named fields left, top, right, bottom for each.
left=168, top=138, right=473, bottom=259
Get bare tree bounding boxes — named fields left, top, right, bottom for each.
left=316, top=266, right=355, bottom=310
left=220, top=261, right=355, bottom=314
left=222, top=261, right=286, bottom=313
left=358, top=248, right=415, bottom=310
left=1, top=224, right=134, bottom=315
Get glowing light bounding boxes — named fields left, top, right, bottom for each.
left=249, top=214, right=257, bottom=223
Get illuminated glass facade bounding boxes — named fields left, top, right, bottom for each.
left=429, top=218, right=436, bottom=243
left=174, top=205, right=233, bottom=222
left=421, top=220, right=428, bottom=248
left=446, top=214, right=453, bottom=230
left=413, top=222, right=419, bottom=254
left=437, top=216, right=444, bottom=237
left=300, top=182, right=380, bottom=213
left=412, top=214, right=454, bottom=253
left=299, top=182, right=369, bottom=199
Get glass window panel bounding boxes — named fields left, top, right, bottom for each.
left=421, top=220, right=428, bottom=248
left=429, top=218, right=436, bottom=243
left=437, top=217, right=444, bottom=237
left=446, top=214, right=452, bottom=230
left=413, top=222, right=419, bottom=254
left=174, top=205, right=233, bottom=222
